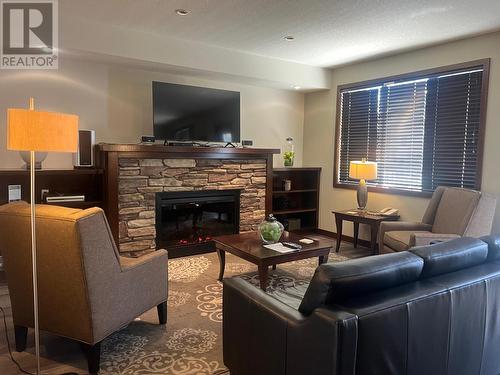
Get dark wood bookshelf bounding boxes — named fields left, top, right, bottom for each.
left=0, top=168, right=104, bottom=208
left=272, top=167, right=321, bottom=231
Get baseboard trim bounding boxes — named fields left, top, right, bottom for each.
left=315, top=228, right=373, bottom=249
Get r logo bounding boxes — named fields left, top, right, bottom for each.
left=1, top=0, right=58, bottom=68
left=2, top=2, right=52, bottom=54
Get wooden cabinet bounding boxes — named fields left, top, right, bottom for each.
left=272, top=167, right=321, bottom=231
left=0, top=169, right=104, bottom=209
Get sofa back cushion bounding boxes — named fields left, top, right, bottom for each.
left=479, top=235, right=500, bottom=262
left=432, top=188, right=480, bottom=235
left=410, top=237, right=488, bottom=278
left=298, top=252, right=423, bottom=315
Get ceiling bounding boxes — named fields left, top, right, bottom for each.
left=60, top=0, right=500, bottom=68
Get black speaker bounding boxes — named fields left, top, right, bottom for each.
left=73, top=130, right=95, bottom=167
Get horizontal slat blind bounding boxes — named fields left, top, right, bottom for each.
left=377, top=80, right=427, bottom=190
left=422, top=71, right=482, bottom=190
left=338, top=88, right=379, bottom=182
left=337, top=66, right=484, bottom=193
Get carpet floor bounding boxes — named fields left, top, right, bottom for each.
left=0, top=238, right=369, bottom=374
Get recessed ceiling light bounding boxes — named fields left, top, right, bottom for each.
left=175, top=9, right=190, bottom=16
left=293, top=86, right=301, bottom=90
left=283, top=36, right=295, bottom=41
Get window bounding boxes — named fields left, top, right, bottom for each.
left=334, top=60, right=489, bottom=196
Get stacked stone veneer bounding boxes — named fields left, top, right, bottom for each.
left=118, top=158, right=267, bottom=254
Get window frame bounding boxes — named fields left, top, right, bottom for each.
left=333, top=59, right=490, bottom=198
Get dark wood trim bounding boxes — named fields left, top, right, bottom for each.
left=333, top=58, right=491, bottom=197
left=97, top=143, right=280, bottom=155
left=265, top=154, right=274, bottom=216
left=273, top=167, right=322, bottom=172
left=104, top=152, right=120, bottom=243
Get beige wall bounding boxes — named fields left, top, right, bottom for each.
left=0, top=59, right=304, bottom=169
left=303, top=31, right=500, bottom=238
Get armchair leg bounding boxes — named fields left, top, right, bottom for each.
left=14, top=325, right=27, bottom=352
left=157, top=301, right=167, bottom=325
left=82, top=342, right=101, bottom=375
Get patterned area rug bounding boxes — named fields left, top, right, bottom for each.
left=99, top=246, right=349, bottom=374
left=0, top=240, right=355, bottom=374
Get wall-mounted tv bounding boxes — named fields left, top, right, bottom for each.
left=153, top=81, right=240, bottom=143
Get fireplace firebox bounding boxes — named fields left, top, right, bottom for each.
left=155, top=189, right=240, bottom=258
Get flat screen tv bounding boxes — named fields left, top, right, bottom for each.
left=153, top=81, right=240, bottom=143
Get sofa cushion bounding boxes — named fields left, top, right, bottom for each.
left=480, top=235, right=500, bottom=262
left=410, top=237, right=488, bottom=278
left=298, top=252, right=423, bottom=315
left=432, top=188, right=480, bottom=235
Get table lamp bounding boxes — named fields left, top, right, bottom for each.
left=349, top=158, right=377, bottom=210
left=7, top=98, right=78, bottom=374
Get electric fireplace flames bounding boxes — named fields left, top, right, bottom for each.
left=155, top=190, right=240, bottom=258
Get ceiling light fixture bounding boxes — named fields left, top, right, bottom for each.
left=293, top=86, right=301, bottom=90
left=175, top=9, right=190, bottom=16
left=283, top=36, right=295, bottom=41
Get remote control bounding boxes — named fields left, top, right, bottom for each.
left=281, top=242, right=302, bottom=250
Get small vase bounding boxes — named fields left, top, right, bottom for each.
left=258, top=214, right=284, bottom=244
left=283, top=137, right=295, bottom=167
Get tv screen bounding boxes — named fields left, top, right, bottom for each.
left=153, top=82, right=240, bottom=143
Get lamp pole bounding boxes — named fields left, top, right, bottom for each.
left=29, top=97, right=41, bottom=374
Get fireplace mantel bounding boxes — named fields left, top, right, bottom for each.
left=96, top=143, right=280, bottom=252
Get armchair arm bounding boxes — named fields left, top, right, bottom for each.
left=410, top=232, right=461, bottom=247
left=378, top=221, right=432, bottom=250
left=223, top=278, right=357, bottom=375
left=119, top=249, right=168, bottom=271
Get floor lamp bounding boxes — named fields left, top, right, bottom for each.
left=7, top=98, right=78, bottom=374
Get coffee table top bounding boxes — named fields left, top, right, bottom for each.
left=213, top=231, right=334, bottom=266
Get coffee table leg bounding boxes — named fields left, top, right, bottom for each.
left=258, top=265, right=269, bottom=291
left=319, top=254, right=329, bottom=266
left=217, top=249, right=226, bottom=281
left=353, top=222, right=359, bottom=248
left=335, top=216, right=343, bottom=252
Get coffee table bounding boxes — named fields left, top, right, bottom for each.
left=213, top=231, right=334, bottom=290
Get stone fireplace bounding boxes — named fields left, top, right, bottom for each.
left=117, top=158, right=267, bottom=255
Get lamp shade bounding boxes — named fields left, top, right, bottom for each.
left=7, top=108, right=78, bottom=152
left=349, top=160, right=377, bottom=180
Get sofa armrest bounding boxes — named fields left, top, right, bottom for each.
left=223, top=277, right=357, bottom=375
left=410, top=232, right=461, bottom=247
left=379, top=221, right=432, bottom=250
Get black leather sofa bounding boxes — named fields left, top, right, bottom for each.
left=223, top=235, right=500, bottom=375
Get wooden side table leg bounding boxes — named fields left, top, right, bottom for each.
left=258, top=265, right=269, bottom=291
left=353, top=222, right=359, bottom=248
left=370, top=224, right=379, bottom=255
left=335, top=216, right=343, bottom=253
left=216, top=248, right=226, bottom=281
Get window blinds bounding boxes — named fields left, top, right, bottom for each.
left=337, top=66, right=485, bottom=193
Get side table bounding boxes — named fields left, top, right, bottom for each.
left=332, top=210, right=399, bottom=254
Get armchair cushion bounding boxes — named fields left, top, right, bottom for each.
left=384, top=231, right=427, bottom=251
left=432, top=188, right=480, bottom=235
left=411, top=232, right=461, bottom=247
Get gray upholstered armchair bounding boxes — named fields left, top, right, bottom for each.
left=0, top=202, right=168, bottom=374
left=379, top=187, right=497, bottom=253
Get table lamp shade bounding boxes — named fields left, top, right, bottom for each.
left=349, top=160, right=377, bottom=181
left=7, top=108, right=79, bottom=152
